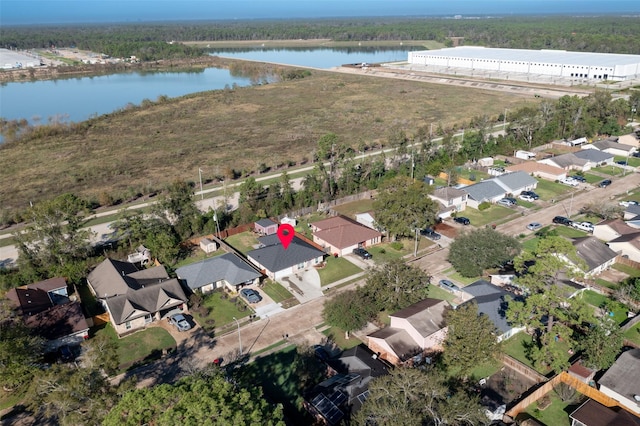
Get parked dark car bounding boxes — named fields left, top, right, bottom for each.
left=240, top=288, right=262, bottom=304
left=616, top=160, right=628, bottom=166
left=569, top=175, right=586, bottom=183
left=353, top=247, right=372, bottom=260
left=313, top=345, right=330, bottom=362
left=599, top=179, right=612, bottom=188
left=453, top=217, right=470, bottom=225
left=633, top=152, right=640, bottom=158
left=520, top=190, right=539, bottom=200
left=420, top=228, right=441, bottom=240
left=553, top=216, right=573, bottom=226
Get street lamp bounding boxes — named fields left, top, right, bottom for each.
left=232, top=317, right=242, bottom=356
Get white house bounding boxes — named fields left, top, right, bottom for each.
left=463, top=180, right=507, bottom=209
left=571, top=237, right=618, bottom=277
left=506, top=161, right=567, bottom=181
left=247, top=234, right=325, bottom=280
left=608, top=233, right=640, bottom=263
left=429, top=187, right=468, bottom=218
left=593, top=219, right=638, bottom=242
left=493, top=171, right=538, bottom=196
left=176, top=253, right=262, bottom=294
left=583, top=139, right=637, bottom=157
left=598, top=348, right=640, bottom=415
left=367, top=298, right=450, bottom=365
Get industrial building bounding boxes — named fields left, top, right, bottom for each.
left=408, top=46, right=640, bottom=81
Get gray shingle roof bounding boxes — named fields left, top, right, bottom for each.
left=573, top=149, right=614, bottom=162
left=572, top=237, right=618, bottom=272
left=255, top=218, right=278, bottom=227
left=106, top=278, right=187, bottom=324
left=544, top=153, right=588, bottom=168
left=598, top=348, right=640, bottom=404
left=247, top=236, right=325, bottom=273
left=463, top=280, right=518, bottom=334
left=462, top=180, right=506, bottom=202
left=591, top=140, right=635, bottom=152
left=176, top=253, right=262, bottom=290
left=494, top=171, right=537, bottom=192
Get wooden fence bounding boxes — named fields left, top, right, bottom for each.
left=499, top=354, right=548, bottom=384
left=617, top=256, right=640, bottom=270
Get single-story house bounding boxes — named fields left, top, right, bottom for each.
left=463, top=180, right=507, bottom=209
left=493, top=171, right=538, bottom=196
left=593, top=219, right=639, bottom=242
left=570, top=399, right=640, bottom=426
left=355, top=212, right=377, bottom=230
left=255, top=218, right=279, bottom=236
left=462, top=280, right=524, bottom=342
left=572, top=237, right=618, bottom=277
left=618, top=131, right=640, bottom=148
left=311, top=216, right=382, bottom=257
left=506, top=161, right=567, bottom=181
left=176, top=253, right=262, bottom=294
left=367, top=298, right=450, bottom=365
left=623, top=205, right=640, bottom=221
left=199, top=237, right=218, bottom=254
left=539, top=153, right=590, bottom=171
left=6, top=277, right=89, bottom=352
left=246, top=234, right=325, bottom=280
left=428, top=187, right=468, bottom=217
left=598, top=348, right=640, bottom=415
left=305, top=344, right=391, bottom=424
left=87, top=258, right=188, bottom=337
left=608, top=232, right=640, bottom=263
left=573, top=149, right=615, bottom=166
left=583, top=139, right=637, bottom=157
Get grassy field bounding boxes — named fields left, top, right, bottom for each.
left=522, top=392, right=580, bottom=426
left=261, top=280, right=295, bottom=303
left=190, top=291, right=252, bottom=331
left=331, top=198, right=376, bottom=218
left=534, top=179, right=574, bottom=200
left=614, top=155, right=640, bottom=168
left=0, top=63, right=534, bottom=213
left=317, top=257, right=362, bottom=286
left=613, top=263, right=640, bottom=277
left=580, top=290, right=628, bottom=325
left=94, top=324, right=176, bottom=370
left=459, top=205, right=517, bottom=227
left=427, top=283, right=457, bottom=302
left=592, top=165, right=625, bottom=176
left=323, top=326, right=362, bottom=350
left=225, top=232, right=260, bottom=254
left=623, top=322, right=640, bottom=346
left=553, top=225, right=588, bottom=238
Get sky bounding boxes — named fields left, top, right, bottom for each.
left=1, top=0, right=639, bottom=26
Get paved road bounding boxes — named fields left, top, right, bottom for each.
left=496, top=172, right=640, bottom=237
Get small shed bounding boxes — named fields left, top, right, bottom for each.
left=355, top=212, right=376, bottom=230
left=199, top=238, right=218, bottom=254
left=281, top=216, right=297, bottom=227
left=255, top=218, right=278, bottom=236
left=478, top=157, right=494, bottom=167
left=423, top=176, right=435, bottom=185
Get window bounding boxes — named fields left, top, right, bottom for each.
left=298, top=262, right=305, bottom=269
left=144, top=314, right=152, bottom=324
left=125, top=321, right=132, bottom=330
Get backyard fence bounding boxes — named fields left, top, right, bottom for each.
left=617, top=256, right=640, bottom=270
left=499, top=354, right=548, bottom=385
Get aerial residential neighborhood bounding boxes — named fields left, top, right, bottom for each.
left=2, top=6, right=640, bottom=425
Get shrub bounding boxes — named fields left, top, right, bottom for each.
left=390, top=241, right=403, bottom=251
left=478, top=201, right=491, bottom=211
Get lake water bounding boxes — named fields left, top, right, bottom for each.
left=0, top=47, right=412, bottom=125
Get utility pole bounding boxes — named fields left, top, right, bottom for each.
left=414, top=228, right=419, bottom=257
left=198, top=168, right=204, bottom=200
left=233, top=317, right=242, bottom=356
left=503, top=108, right=508, bottom=131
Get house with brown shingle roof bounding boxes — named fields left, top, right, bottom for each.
left=608, top=232, right=640, bottom=263
left=311, top=216, right=382, bottom=256
left=6, top=277, right=89, bottom=352
left=506, top=161, right=567, bottom=181
left=367, top=298, right=450, bottom=365
left=87, top=258, right=188, bottom=337
left=594, top=219, right=639, bottom=242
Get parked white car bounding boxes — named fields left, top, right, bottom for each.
left=572, top=221, right=594, bottom=233
left=559, top=177, right=579, bottom=187
left=519, top=194, right=536, bottom=202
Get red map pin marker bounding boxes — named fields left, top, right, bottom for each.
left=277, top=224, right=295, bottom=250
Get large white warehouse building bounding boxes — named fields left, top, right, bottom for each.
left=408, top=46, right=640, bottom=81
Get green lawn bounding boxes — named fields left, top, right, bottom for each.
left=190, top=291, right=252, bottom=332
left=613, top=263, right=640, bottom=277
left=427, top=283, right=457, bottom=302
left=522, top=236, right=540, bottom=252
left=553, top=225, right=588, bottom=238
left=570, top=213, right=603, bottom=225
left=501, top=332, right=556, bottom=375
left=331, top=198, right=376, bottom=218
left=517, top=199, right=536, bottom=209
left=94, top=324, right=176, bottom=370
left=322, top=326, right=363, bottom=350
left=77, top=283, right=105, bottom=317
left=261, top=280, right=295, bottom=303
left=614, top=155, right=640, bottom=168
left=522, top=392, right=580, bottom=426
left=233, top=345, right=320, bottom=425
left=459, top=205, right=517, bottom=227
left=368, top=242, right=407, bottom=263
left=224, top=231, right=259, bottom=254
left=534, top=179, right=573, bottom=200
left=580, top=290, right=628, bottom=325
left=294, top=213, right=328, bottom=239
left=582, top=172, right=605, bottom=184
left=317, top=256, right=362, bottom=286
left=172, top=247, right=225, bottom=268
left=443, top=269, right=480, bottom=286
left=623, top=322, right=640, bottom=346
left=447, top=358, right=502, bottom=381
left=592, top=165, right=624, bottom=176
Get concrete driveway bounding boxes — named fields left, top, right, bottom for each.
left=280, top=268, right=323, bottom=303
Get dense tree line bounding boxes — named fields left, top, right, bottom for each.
left=2, top=16, right=640, bottom=56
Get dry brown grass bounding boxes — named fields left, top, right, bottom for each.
left=1, top=67, right=533, bottom=211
